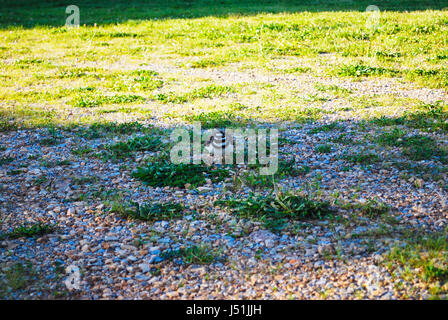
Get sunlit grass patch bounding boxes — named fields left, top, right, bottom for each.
left=153, top=84, right=235, bottom=104
left=336, top=63, right=400, bottom=77
left=374, top=102, right=448, bottom=133
left=315, top=84, right=353, bottom=97
left=182, top=110, right=246, bottom=129
left=71, top=92, right=145, bottom=108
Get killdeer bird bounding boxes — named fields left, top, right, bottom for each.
left=203, top=128, right=233, bottom=164
left=205, top=129, right=227, bottom=152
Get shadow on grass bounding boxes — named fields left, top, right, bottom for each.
left=1, top=0, right=446, bottom=29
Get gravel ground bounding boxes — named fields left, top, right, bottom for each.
left=1, top=61, right=448, bottom=300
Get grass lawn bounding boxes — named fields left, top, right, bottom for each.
left=1, top=0, right=447, bottom=130
left=1, top=0, right=448, bottom=300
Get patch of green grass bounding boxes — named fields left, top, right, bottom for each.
left=283, top=66, right=312, bottom=74
left=182, top=110, right=245, bottom=129
left=342, top=151, right=379, bottom=165
left=378, top=128, right=446, bottom=162
left=7, top=169, right=24, bottom=176
left=315, top=144, right=332, bottom=153
left=353, top=198, right=390, bottom=219
left=38, top=127, right=63, bottom=146
left=109, top=69, right=163, bottom=91
left=241, top=158, right=310, bottom=189
left=102, top=135, right=163, bottom=160
left=385, top=233, right=448, bottom=298
left=76, top=121, right=149, bottom=139
left=0, top=262, right=37, bottom=293
left=401, top=136, right=446, bottom=162
left=373, top=102, right=448, bottom=132
left=277, top=159, right=311, bottom=177
left=331, top=133, right=356, bottom=145
left=38, top=137, right=60, bottom=146
left=315, top=84, right=352, bottom=96
left=72, top=92, right=145, bottom=108
left=215, top=191, right=333, bottom=231
left=161, top=245, right=221, bottom=265
left=132, top=160, right=230, bottom=188
left=391, top=161, right=447, bottom=182
left=155, top=85, right=234, bottom=104
left=33, top=176, right=48, bottom=186
left=71, top=175, right=98, bottom=185
left=0, top=223, right=55, bottom=240
left=309, top=122, right=340, bottom=134
left=0, top=156, right=14, bottom=165
left=337, top=63, right=400, bottom=77
left=113, top=201, right=185, bottom=221
left=71, top=146, right=94, bottom=156
left=377, top=127, right=407, bottom=146
left=241, top=171, right=275, bottom=189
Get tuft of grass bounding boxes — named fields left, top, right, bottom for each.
left=315, top=144, right=332, bottom=154
left=373, top=102, right=448, bottom=132
left=182, top=110, right=244, bottom=129
left=215, top=191, right=333, bottom=231
left=161, top=245, right=221, bottom=265
left=309, top=122, right=340, bottom=134
left=72, top=93, right=145, bottom=108
left=277, top=159, right=311, bottom=177
left=0, top=223, right=55, bottom=240
left=113, top=201, right=185, bottom=221
left=1, top=262, right=37, bottom=292
left=154, top=85, right=234, bottom=104
left=132, top=160, right=230, bottom=188
left=71, top=146, right=94, bottom=156
left=353, top=198, right=390, bottom=219
left=315, top=84, right=352, bottom=96
left=78, top=121, right=148, bottom=139
left=377, top=128, right=446, bottom=162
left=337, top=63, right=399, bottom=77
left=0, top=156, right=14, bottom=165
left=377, top=127, right=407, bottom=146
left=342, top=151, right=379, bottom=165
left=385, top=233, right=448, bottom=298
left=102, top=135, right=163, bottom=160
left=401, top=136, right=445, bottom=162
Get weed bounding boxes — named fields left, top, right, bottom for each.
left=102, top=135, right=163, bottom=160
left=353, top=198, right=390, bottom=219
left=215, top=191, right=332, bottom=231
left=132, top=160, right=230, bottom=188
left=315, top=144, right=332, bottom=153
left=309, top=122, right=340, bottom=134
left=115, top=201, right=185, bottom=221
left=0, top=157, right=14, bottom=165
left=342, top=151, right=379, bottom=165
left=161, top=245, right=221, bottom=265
left=0, top=223, right=55, bottom=240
